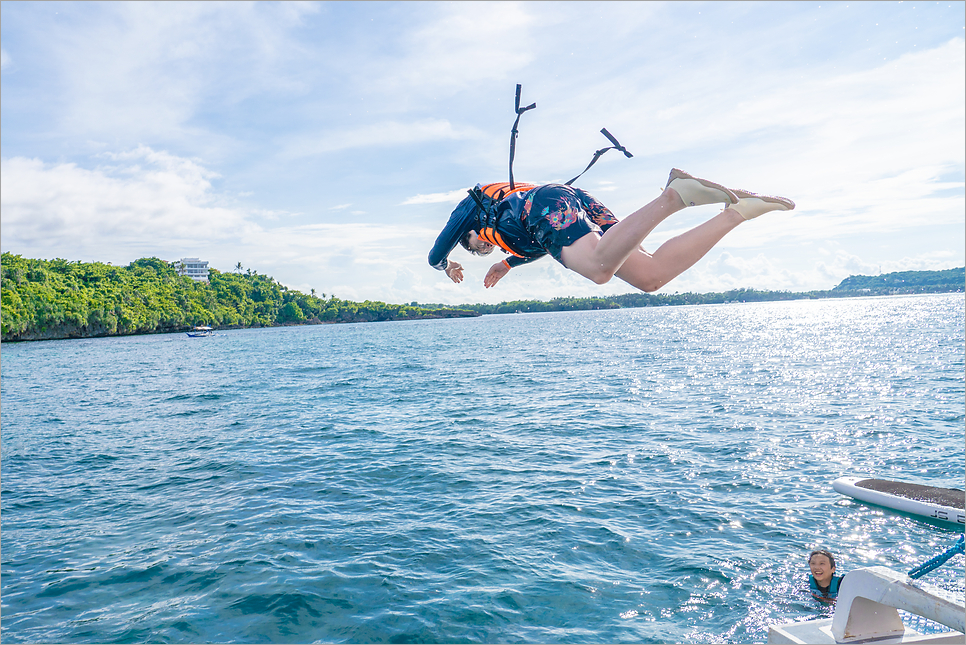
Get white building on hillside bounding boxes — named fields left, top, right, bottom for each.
left=173, top=258, right=210, bottom=282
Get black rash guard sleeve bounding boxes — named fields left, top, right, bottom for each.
left=506, top=254, right=544, bottom=268
left=428, top=194, right=477, bottom=271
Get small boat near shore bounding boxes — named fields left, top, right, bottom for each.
left=186, top=326, right=214, bottom=338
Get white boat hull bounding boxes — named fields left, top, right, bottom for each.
left=769, top=566, right=965, bottom=644
left=832, top=477, right=965, bottom=526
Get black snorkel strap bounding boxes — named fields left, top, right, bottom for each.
left=564, top=128, right=633, bottom=186
left=467, top=186, right=489, bottom=217
left=467, top=186, right=495, bottom=233
left=508, top=84, right=536, bottom=190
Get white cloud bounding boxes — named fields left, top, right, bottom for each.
left=375, top=2, right=537, bottom=94
left=22, top=2, right=321, bottom=149
left=552, top=38, right=966, bottom=265
left=0, top=48, right=11, bottom=70
left=0, top=146, right=441, bottom=302
left=0, top=148, right=251, bottom=260
left=281, top=119, right=482, bottom=158
left=401, top=188, right=470, bottom=206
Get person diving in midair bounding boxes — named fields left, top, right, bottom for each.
left=428, top=169, right=794, bottom=292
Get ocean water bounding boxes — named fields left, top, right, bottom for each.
left=2, top=293, right=963, bottom=644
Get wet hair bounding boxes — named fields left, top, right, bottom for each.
left=809, top=549, right=836, bottom=569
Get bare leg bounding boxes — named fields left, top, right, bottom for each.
left=562, top=204, right=744, bottom=290
left=560, top=187, right=685, bottom=284
left=558, top=170, right=793, bottom=290
left=614, top=207, right=744, bottom=292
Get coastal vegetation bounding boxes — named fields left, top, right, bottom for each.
left=1, top=252, right=962, bottom=342
left=433, top=266, right=965, bottom=315
left=0, top=254, right=474, bottom=342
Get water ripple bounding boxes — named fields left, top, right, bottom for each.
left=2, top=294, right=963, bottom=643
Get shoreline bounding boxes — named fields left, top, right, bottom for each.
left=4, top=290, right=961, bottom=344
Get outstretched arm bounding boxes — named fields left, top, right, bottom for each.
left=428, top=194, right=477, bottom=271
left=428, top=227, right=461, bottom=272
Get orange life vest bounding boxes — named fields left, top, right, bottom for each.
left=479, top=182, right=535, bottom=201
left=474, top=182, right=537, bottom=257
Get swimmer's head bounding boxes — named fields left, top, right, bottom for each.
left=460, top=230, right=495, bottom=256
left=809, top=549, right=836, bottom=584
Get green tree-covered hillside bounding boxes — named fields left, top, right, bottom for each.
left=1, top=254, right=475, bottom=342
left=833, top=267, right=965, bottom=292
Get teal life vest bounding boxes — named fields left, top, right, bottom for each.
left=809, top=574, right=843, bottom=601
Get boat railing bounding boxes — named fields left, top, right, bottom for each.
left=768, top=564, right=965, bottom=644
left=830, top=566, right=964, bottom=642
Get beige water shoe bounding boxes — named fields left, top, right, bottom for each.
left=666, top=168, right=739, bottom=207
left=729, top=188, right=796, bottom=220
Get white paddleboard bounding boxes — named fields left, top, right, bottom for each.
left=832, top=477, right=965, bottom=526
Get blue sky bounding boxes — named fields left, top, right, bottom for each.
left=2, top=1, right=963, bottom=305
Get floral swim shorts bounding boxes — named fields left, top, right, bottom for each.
left=522, top=184, right=618, bottom=261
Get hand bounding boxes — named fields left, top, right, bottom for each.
left=484, top=261, right=510, bottom=288
left=444, top=260, right=464, bottom=284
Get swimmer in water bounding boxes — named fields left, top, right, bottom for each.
left=808, top=548, right=845, bottom=603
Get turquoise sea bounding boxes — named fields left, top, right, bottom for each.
left=2, top=293, right=964, bottom=644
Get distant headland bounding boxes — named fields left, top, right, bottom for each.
left=1, top=252, right=962, bottom=342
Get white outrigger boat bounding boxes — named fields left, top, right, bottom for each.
left=185, top=325, right=214, bottom=337
left=768, top=565, right=965, bottom=644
